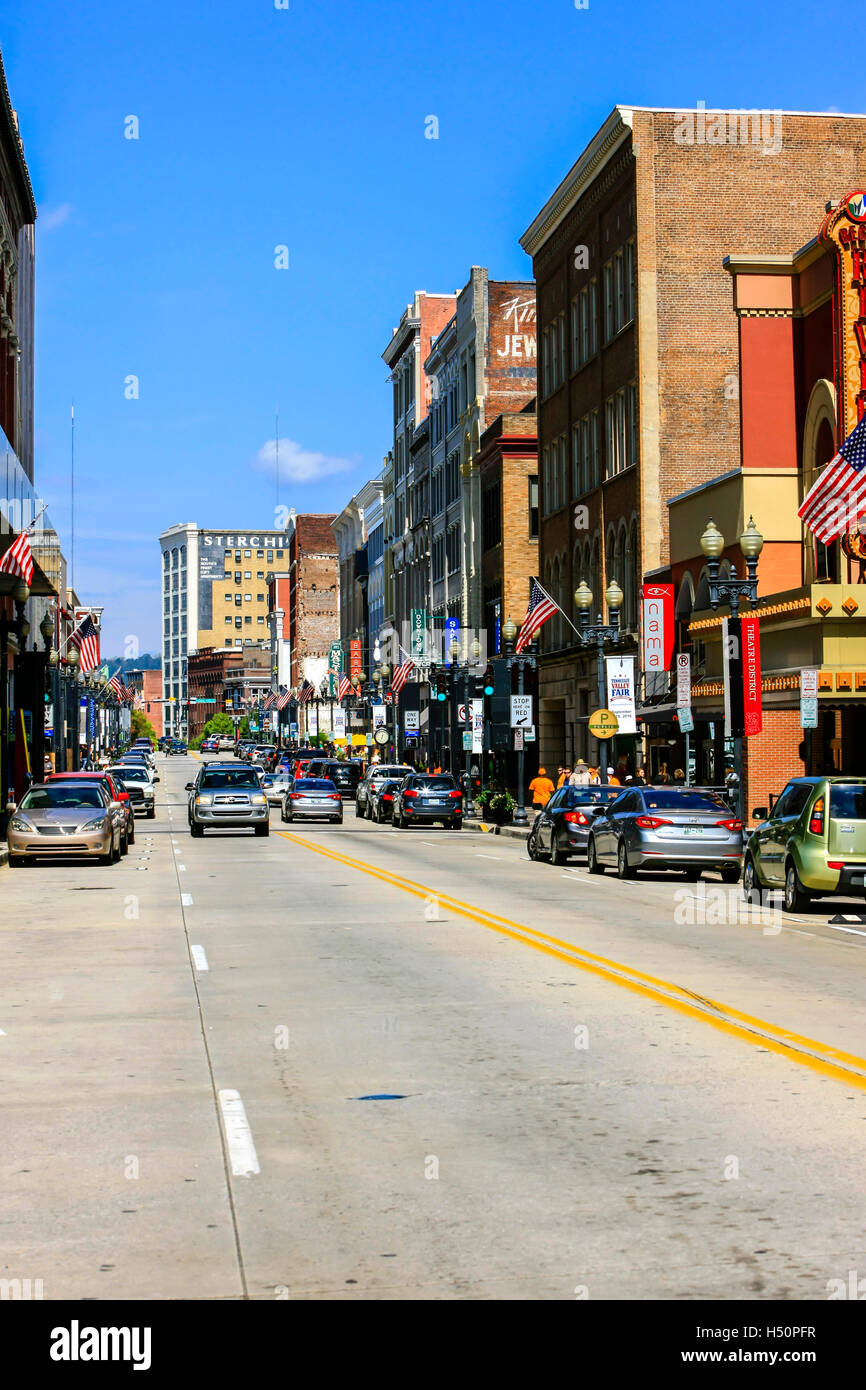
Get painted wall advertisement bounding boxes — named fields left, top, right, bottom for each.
left=605, top=655, right=637, bottom=734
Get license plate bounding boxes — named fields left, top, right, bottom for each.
left=682, top=827, right=704, bottom=836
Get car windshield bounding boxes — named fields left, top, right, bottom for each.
left=829, top=784, right=866, bottom=819
left=373, top=767, right=411, bottom=779
left=20, top=785, right=106, bottom=810
left=294, top=779, right=337, bottom=791
left=642, top=790, right=729, bottom=812
left=414, top=776, right=456, bottom=789
left=563, top=787, right=621, bottom=807
left=200, top=771, right=260, bottom=789
left=110, top=767, right=147, bottom=781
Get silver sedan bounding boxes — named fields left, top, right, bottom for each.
left=587, top=786, right=743, bottom=882
left=280, top=778, right=343, bottom=824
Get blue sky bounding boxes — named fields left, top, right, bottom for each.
left=1, top=0, right=851, bottom=655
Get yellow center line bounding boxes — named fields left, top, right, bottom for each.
left=277, top=830, right=866, bottom=1090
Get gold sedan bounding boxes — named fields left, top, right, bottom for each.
left=7, top=782, right=122, bottom=866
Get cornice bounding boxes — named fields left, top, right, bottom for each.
left=520, top=107, right=634, bottom=258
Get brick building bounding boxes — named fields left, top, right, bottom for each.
left=383, top=290, right=456, bottom=636
left=478, top=403, right=539, bottom=651
left=186, top=647, right=241, bottom=741
left=286, top=513, right=339, bottom=690
left=520, top=104, right=866, bottom=772
left=127, top=668, right=164, bottom=738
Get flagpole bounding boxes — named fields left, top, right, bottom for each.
left=70, top=404, right=75, bottom=596
left=527, top=575, right=582, bottom=637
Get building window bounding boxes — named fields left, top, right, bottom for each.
left=235, top=551, right=241, bottom=562
left=225, top=616, right=232, bottom=625
left=432, top=468, right=444, bottom=515
left=605, top=396, right=616, bottom=477
left=257, top=549, right=264, bottom=558
left=482, top=481, right=501, bottom=551
left=432, top=536, right=445, bottom=583
left=571, top=298, right=580, bottom=371
left=558, top=313, right=567, bottom=384
left=572, top=423, right=582, bottom=496
left=559, top=435, right=568, bottom=506
left=224, top=592, right=232, bottom=602
left=257, top=593, right=265, bottom=602
left=542, top=330, right=550, bottom=396
left=446, top=451, right=460, bottom=504
left=245, top=615, right=252, bottom=624
left=257, top=615, right=265, bottom=624
left=603, top=261, right=614, bottom=341
left=446, top=528, right=461, bottom=573
left=235, top=595, right=242, bottom=606
left=244, top=549, right=251, bottom=558
left=589, top=279, right=598, bottom=355
left=528, top=476, right=539, bottom=539
left=276, top=549, right=283, bottom=558
left=257, top=571, right=264, bottom=580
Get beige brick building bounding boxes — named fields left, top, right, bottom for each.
left=520, top=104, right=866, bottom=772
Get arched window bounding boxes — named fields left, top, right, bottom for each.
left=614, top=524, right=627, bottom=622
left=590, top=535, right=601, bottom=613
left=802, top=379, right=839, bottom=584
left=626, top=518, right=639, bottom=630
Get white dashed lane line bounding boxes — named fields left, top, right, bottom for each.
left=181, top=893, right=194, bottom=907
left=218, top=1090, right=260, bottom=1177
left=191, top=945, right=209, bottom=971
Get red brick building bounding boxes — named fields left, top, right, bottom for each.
left=287, top=514, right=339, bottom=689
left=478, top=403, right=539, bottom=647
left=186, top=647, right=241, bottom=741
left=128, top=668, right=164, bottom=738
left=520, top=104, right=866, bottom=773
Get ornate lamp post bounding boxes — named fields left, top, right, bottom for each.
left=699, top=515, right=764, bottom=819
left=66, top=643, right=81, bottom=769
left=502, top=618, right=536, bottom=827
left=573, top=577, right=623, bottom=768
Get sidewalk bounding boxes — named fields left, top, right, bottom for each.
left=462, top=816, right=531, bottom=841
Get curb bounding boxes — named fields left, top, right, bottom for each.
left=0, top=845, right=8, bottom=868
left=463, top=819, right=531, bottom=841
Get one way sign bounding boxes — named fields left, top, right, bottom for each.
left=510, top=694, right=533, bottom=728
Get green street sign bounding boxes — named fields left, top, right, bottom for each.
left=411, top=608, right=428, bottom=660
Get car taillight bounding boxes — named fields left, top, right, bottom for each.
left=382, top=794, right=393, bottom=802
left=326, top=794, right=340, bottom=800
left=290, top=792, right=304, bottom=800
left=828, top=860, right=844, bottom=870
left=635, top=815, right=674, bottom=829
left=449, top=789, right=462, bottom=799
left=715, top=819, right=743, bottom=831
left=564, top=810, right=590, bottom=826
left=403, top=789, right=418, bottom=799
left=809, top=796, right=825, bottom=835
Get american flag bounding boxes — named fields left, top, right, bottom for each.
left=516, top=577, right=558, bottom=654
left=69, top=614, right=100, bottom=673
left=108, top=674, right=124, bottom=699
left=262, top=693, right=276, bottom=710
left=275, top=690, right=292, bottom=710
left=799, top=412, right=866, bottom=543
left=298, top=680, right=314, bottom=704
left=337, top=674, right=351, bottom=700
left=0, top=528, right=34, bottom=585
left=391, top=659, right=414, bottom=693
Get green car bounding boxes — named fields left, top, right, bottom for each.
left=743, top=776, right=866, bottom=912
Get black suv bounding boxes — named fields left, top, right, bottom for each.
left=392, top=773, right=463, bottom=830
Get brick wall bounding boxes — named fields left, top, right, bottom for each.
left=290, top=515, right=339, bottom=683
left=743, top=707, right=809, bottom=815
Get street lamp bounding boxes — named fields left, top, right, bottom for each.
left=574, top=576, right=623, bottom=767
left=698, top=515, right=764, bottom=819
left=502, top=617, right=536, bottom=827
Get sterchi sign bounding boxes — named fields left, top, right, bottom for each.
left=641, top=584, right=674, bottom=672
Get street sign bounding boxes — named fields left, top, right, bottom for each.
left=588, top=708, right=618, bottom=739
left=462, top=731, right=473, bottom=750
left=677, top=706, right=694, bottom=734
left=510, top=694, right=533, bottom=728
left=445, top=616, right=460, bottom=662
left=524, top=726, right=536, bottom=742
left=801, top=667, right=819, bottom=699
left=513, top=727, right=524, bottom=750
left=472, top=698, right=483, bottom=754
left=411, top=609, right=428, bottom=661
left=800, top=696, right=818, bottom=729
left=676, top=653, right=691, bottom=709
left=404, top=709, right=419, bottom=731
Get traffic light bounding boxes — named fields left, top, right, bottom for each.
left=478, top=665, right=495, bottom=697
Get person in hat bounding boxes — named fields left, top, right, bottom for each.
left=569, top=760, right=591, bottom=786
left=606, top=765, right=621, bottom=786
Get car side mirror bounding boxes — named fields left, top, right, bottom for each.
left=154, top=775, right=160, bottom=782
left=185, top=782, right=194, bottom=791
left=591, top=804, right=606, bottom=816
left=752, top=807, right=767, bottom=820
left=117, top=792, right=129, bottom=803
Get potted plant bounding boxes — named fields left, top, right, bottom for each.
left=487, top=790, right=516, bottom=825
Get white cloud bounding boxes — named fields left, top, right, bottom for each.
left=255, top=437, right=354, bottom=484
left=39, top=203, right=73, bottom=232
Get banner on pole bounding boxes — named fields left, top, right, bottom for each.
left=605, top=655, right=636, bottom=734
left=741, top=615, right=762, bottom=737
left=641, top=584, right=675, bottom=672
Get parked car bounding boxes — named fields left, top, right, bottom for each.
left=200, top=736, right=220, bottom=752
left=45, top=771, right=134, bottom=852
left=216, top=734, right=235, bottom=752
left=356, top=764, right=414, bottom=819
left=252, top=744, right=278, bottom=770
left=528, top=785, right=622, bottom=865
left=392, top=773, right=463, bottom=830
left=369, top=778, right=402, bottom=823
left=7, top=781, right=123, bottom=866
left=307, top=759, right=362, bottom=799
left=235, top=741, right=256, bottom=761
left=107, top=764, right=155, bottom=819
left=280, top=777, right=343, bottom=824
left=744, top=776, right=866, bottom=912
left=586, top=786, right=743, bottom=881
left=186, top=764, right=269, bottom=837
left=117, top=754, right=160, bottom=783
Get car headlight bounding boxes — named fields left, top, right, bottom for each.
left=10, top=815, right=33, bottom=832
left=196, top=794, right=212, bottom=805
left=251, top=794, right=266, bottom=805
left=82, top=816, right=108, bottom=831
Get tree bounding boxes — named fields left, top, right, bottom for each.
left=129, top=710, right=158, bottom=747
left=201, top=713, right=235, bottom=738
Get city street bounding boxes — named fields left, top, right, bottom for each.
left=2, top=751, right=865, bottom=1301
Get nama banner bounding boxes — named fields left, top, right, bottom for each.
left=641, top=584, right=674, bottom=672
left=742, top=614, right=762, bottom=736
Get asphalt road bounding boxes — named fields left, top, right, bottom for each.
left=2, top=752, right=865, bottom=1301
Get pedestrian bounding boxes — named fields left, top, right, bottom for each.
left=655, top=763, right=670, bottom=785
left=673, top=767, right=685, bottom=784
left=557, top=765, right=572, bottom=789
left=569, top=760, right=591, bottom=786
left=528, top=766, right=555, bottom=810
left=606, top=765, right=620, bottom=786
left=588, top=765, right=601, bottom=785
left=634, top=765, right=647, bottom=786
